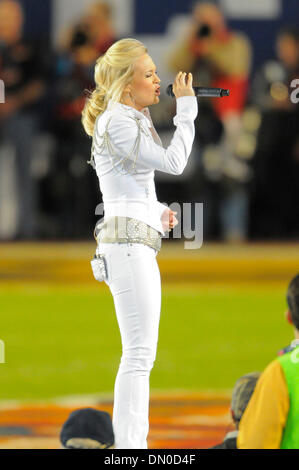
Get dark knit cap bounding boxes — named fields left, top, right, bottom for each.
left=60, top=408, right=114, bottom=449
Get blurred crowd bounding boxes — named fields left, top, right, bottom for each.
left=0, top=0, right=298, bottom=241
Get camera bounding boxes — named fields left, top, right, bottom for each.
left=196, top=23, right=212, bottom=38
left=70, top=25, right=91, bottom=50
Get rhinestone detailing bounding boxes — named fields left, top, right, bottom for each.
left=88, top=115, right=150, bottom=175
left=94, top=216, right=162, bottom=252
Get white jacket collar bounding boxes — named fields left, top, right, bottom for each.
left=107, top=100, right=152, bottom=127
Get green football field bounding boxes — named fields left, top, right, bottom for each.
left=0, top=279, right=291, bottom=402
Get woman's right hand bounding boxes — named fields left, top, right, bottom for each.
left=172, top=71, right=195, bottom=98
left=161, top=208, right=179, bottom=233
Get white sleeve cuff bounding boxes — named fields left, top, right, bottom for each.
left=156, top=201, right=168, bottom=217
left=175, top=96, right=198, bottom=120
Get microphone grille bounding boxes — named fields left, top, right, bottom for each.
left=221, top=89, right=230, bottom=97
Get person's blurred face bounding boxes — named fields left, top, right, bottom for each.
left=123, top=53, right=161, bottom=111
left=276, top=35, right=299, bottom=68
left=0, top=0, right=23, bottom=43
left=88, top=3, right=108, bottom=21
left=193, top=3, right=226, bottom=33
left=85, top=3, right=110, bottom=32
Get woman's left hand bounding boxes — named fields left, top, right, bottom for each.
left=161, top=208, right=179, bottom=232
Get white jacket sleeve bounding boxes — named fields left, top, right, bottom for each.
left=106, top=96, right=198, bottom=176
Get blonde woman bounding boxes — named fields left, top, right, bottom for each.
left=82, top=38, right=197, bottom=449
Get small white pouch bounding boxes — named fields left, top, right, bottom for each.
left=91, top=253, right=108, bottom=282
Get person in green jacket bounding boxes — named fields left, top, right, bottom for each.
left=237, top=273, right=299, bottom=449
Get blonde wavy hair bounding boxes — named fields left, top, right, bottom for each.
left=82, top=38, right=147, bottom=136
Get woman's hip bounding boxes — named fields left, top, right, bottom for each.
left=97, top=242, right=158, bottom=284
left=99, top=242, right=161, bottom=345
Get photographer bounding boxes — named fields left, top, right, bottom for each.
left=168, top=2, right=251, bottom=120
left=168, top=1, right=252, bottom=241
left=49, top=8, right=116, bottom=238
left=47, top=22, right=97, bottom=238
left=249, top=27, right=299, bottom=239
left=83, top=1, right=116, bottom=55
left=0, top=0, right=48, bottom=239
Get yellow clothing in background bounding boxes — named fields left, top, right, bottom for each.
left=237, top=360, right=289, bottom=449
left=168, top=32, right=251, bottom=78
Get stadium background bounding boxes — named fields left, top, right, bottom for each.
left=0, top=0, right=298, bottom=449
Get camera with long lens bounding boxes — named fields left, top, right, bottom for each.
left=70, top=25, right=91, bottom=50
left=196, top=23, right=212, bottom=38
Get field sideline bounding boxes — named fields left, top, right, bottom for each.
left=1, top=240, right=298, bottom=284
left=0, top=391, right=233, bottom=449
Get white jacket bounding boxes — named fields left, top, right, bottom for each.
left=92, top=96, right=198, bottom=236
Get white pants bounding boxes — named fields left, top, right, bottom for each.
left=97, top=242, right=161, bottom=449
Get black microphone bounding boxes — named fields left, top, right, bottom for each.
left=166, top=84, right=230, bottom=98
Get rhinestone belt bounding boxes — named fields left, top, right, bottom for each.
left=94, top=216, right=162, bottom=252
